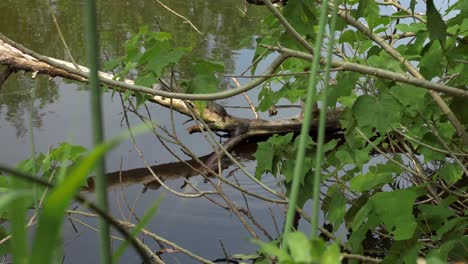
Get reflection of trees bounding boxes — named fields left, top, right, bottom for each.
left=0, top=74, right=59, bottom=137
left=0, top=0, right=266, bottom=135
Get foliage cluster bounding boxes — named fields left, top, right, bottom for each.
left=251, top=0, right=468, bottom=263
left=0, top=0, right=467, bottom=263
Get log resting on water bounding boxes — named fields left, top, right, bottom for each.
left=0, top=35, right=344, bottom=141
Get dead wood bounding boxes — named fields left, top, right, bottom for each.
left=0, top=36, right=344, bottom=153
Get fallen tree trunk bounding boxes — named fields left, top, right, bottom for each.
left=0, top=34, right=344, bottom=152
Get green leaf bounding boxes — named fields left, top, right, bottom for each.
left=254, top=133, right=294, bottom=178
left=419, top=41, right=444, bottom=79
left=409, top=0, right=416, bottom=14
left=254, top=142, right=275, bottom=178
left=7, top=179, right=29, bottom=264
left=426, top=0, right=447, bottom=47
left=350, top=171, right=393, bottom=192
left=284, top=232, right=311, bottom=262
left=186, top=75, right=219, bottom=94
left=125, top=34, right=141, bottom=63
left=0, top=226, right=10, bottom=258
left=254, top=240, right=292, bottom=263
left=367, top=52, right=404, bottom=73
left=417, top=204, right=455, bottom=231
left=383, top=239, right=421, bottom=264
left=135, top=74, right=156, bottom=87
left=348, top=214, right=379, bottom=254
left=123, top=89, right=132, bottom=101
left=327, top=72, right=359, bottom=107
left=391, top=84, right=427, bottom=112
left=352, top=202, right=372, bottom=231
left=326, top=190, right=346, bottom=232
left=103, top=58, right=121, bottom=71
left=192, top=59, right=224, bottom=75
left=144, top=48, right=187, bottom=77
left=135, top=92, right=149, bottom=110
left=352, top=94, right=402, bottom=133
left=370, top=188, right=424, bottom=240
left=0, top=191, right=33, bottom=216
left=30, top=124, right=150, bottom=264
left=310, top=239, right=326, bottom=262
left=395, top=22, right=426, bottom=33
left=434, top=217, right=468, bottom=241
left=357, top=0, right=379, bottom=30
left=320, top=243, right=341, bottom=264
left=438, top=122, right=455, bottom=141
left=282, top=0, right=317, bottom=37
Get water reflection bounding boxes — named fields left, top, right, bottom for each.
left=0, top=1, right=275, bottom=263
left=85, top=142, right=259, bottom=192
left=0, top=0, right=266, bottom=136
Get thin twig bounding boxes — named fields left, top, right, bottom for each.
left=46, top=2, right=80, bottom=70
left=154, top=0, right=202, bottom=35
left=232, top=77, right=258, bottom=119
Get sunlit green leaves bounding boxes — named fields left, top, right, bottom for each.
left=352, top=94, right=402, bottom=133
left=285, top=232, right=311, bottom=262
left=254, top=133, right=294, bottom=178
left=144, top=48, right=187, bottom=78
left=117, top=28, right=190, bottom=85
left=350, top=171, right=393, bottom=193
left=371, top=189, right=423, bottom=240
left=254, top=235, right=341, bottom=264
left=391, top=84, right=427, bottom=112
left=395, top=22, right=426, bottom=33
left=354, top=188, right=424, bottom=241
left=437, top=162, right=463, bottom=184
left=357, top=0, right=379, bottom=30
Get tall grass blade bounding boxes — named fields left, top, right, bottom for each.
left=282, top=0, right=331, bottom=242
left=84, top=0, right=110, bottom=263
left=310, top=1, right=339, bottom=238
left=7, top=179, right=29, bottom=264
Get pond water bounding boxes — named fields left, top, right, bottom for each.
left=0, top=1, right=301, bottom=263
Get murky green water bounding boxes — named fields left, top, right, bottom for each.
left=0, top=1, right=290, bottom=263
